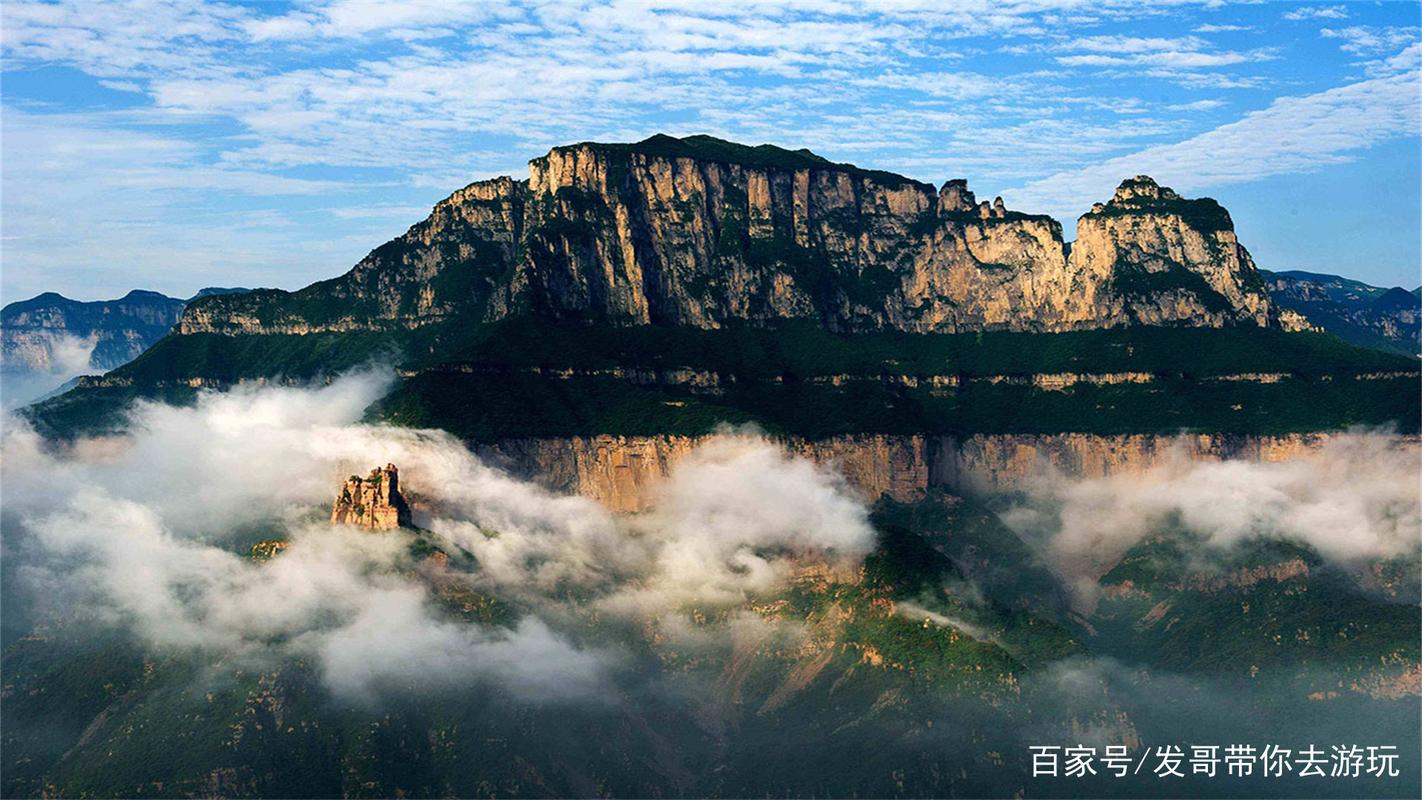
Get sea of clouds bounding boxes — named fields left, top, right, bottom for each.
left=2, top=369, right=1418, bottom=702
left=0, top=370, right=875, bottom=701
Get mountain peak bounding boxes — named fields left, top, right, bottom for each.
left=1111, top=175, right=1181, bottom=203
left=118, top=289, right=177, bottom=303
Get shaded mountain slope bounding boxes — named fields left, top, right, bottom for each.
left=1263, top=269, right=1421, bottom=356
left=2, top=288, right=251, bottom=375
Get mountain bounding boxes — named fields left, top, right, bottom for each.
left=4, top=479, right=1415, bottom=798
left=1, top=286, right=251, bottom=374
left=3, top=136, right=1418, bottom=798
left=178, top=135, right=1276, bottom=336
left=1262, top=269, right=1421, bottom=356
left=1, top=287, right=250, bottom=409
left=2, top=290, right=186, bottom=375
left=22, top=136, right=1417, bottom=452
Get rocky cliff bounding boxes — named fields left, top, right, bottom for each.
left=478, top=431, right=1356, bottom=511
left=1069, top=176, right=1275, bottom=327
left=330, top=464, right=412, bottom=529
left=2, top=290, right=186, bottom=374
left=177, top=135, right=1277, bottom=336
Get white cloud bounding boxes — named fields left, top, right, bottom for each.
left=1283, top=5, right=1349, bottom=22
left=1320, top=25, right=1421, bottom=57
left=1166, top=98, right=1226, bottom=111
left=1054, top=34, right=1272, bottom=70
left=1065, top=34, right=1210, bottom=54
left=0, top=109, right=376, bottom=302
left=243, top=0, right=511, bottom=42
left=0, top=0, right=1415, bottom=297
left=0, top=332, right=97, bottom=409
left=0, top=373, right=877, bottom=700
left=1001, top=431, right=1422, bottom=610
left=1008, top=63, right=1422, bottom=222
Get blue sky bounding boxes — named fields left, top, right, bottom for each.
left=2, top=0, right=1419, bottom=303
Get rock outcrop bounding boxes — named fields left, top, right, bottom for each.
left=176, top=135, right=1277, bottom=337
left=1068, top=176, right=1275, bottom=327
left=330, top=464, right=412, bottom=529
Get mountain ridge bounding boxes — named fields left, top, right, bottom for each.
left=1262, top=269, right=1420, bottom=356
left=1, top=287, right=250, bottom=380
left=19, top=136, right=1419, bottom=442
left=175, top=134, right=1279, bottom=338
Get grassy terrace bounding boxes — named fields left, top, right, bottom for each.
left=24, top=317, right=1419, bottom=441
left=111, top=317, right=1417, bottom=383
left=371, top=370, right=1416, bottom=440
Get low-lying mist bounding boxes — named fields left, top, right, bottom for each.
left=0, top=331, right=98, bottom=410
left=999, top=431, right=1422, bottom=608
left=0, top=370, right=874, bottom=700
left=2, top=371, right=1419, bottom=797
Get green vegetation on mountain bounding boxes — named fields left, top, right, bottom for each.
left=1092, top=533, right=1420, bottom=692
left=1087, top=192, right=1235, bottom=234
left=21, top=316, right=1419, bottom=440
left=6, top=490, right=1417, bottom=798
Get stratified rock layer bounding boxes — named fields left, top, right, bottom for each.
left=2, top=290, right=186, bottom=373
left=476, top=431, right=1399, bottom=512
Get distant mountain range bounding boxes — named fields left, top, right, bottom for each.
left=0, top=287, right=247, bottom=407
left=1262, top=270, right=1420, bottom=356
left=2, top=287, right=249, bottom=374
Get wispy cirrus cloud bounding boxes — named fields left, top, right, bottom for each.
left=1321, top=25, right=1422, bottom=57
left=1009, top=56, right=1421, bottom=223
left=0, top=0, right=1418, bottom=297
left=1054, top=33, right=1274, bottom=69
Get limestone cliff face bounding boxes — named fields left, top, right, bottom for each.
left=519, top=140, right=1080, bottom=332
left=478, top=431, right=1357, bottom=512
left=930, top=431, right=1332, bottom=492
left=481, top=434, right=932, bottom=512
left=177, top=136, right=1276, bottom=336
left=331, top=464, right=412, bottom=529
left=1068, top=177, right=1275, bottom=328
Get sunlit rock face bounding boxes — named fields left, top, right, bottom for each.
left=1067, top=176, right=1277, bottom=329
left=476, top=431, right=1359, bottom=512
left=330, top=463, right=412, bottom=529
left=175, top=136, right=1278, bottom=337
